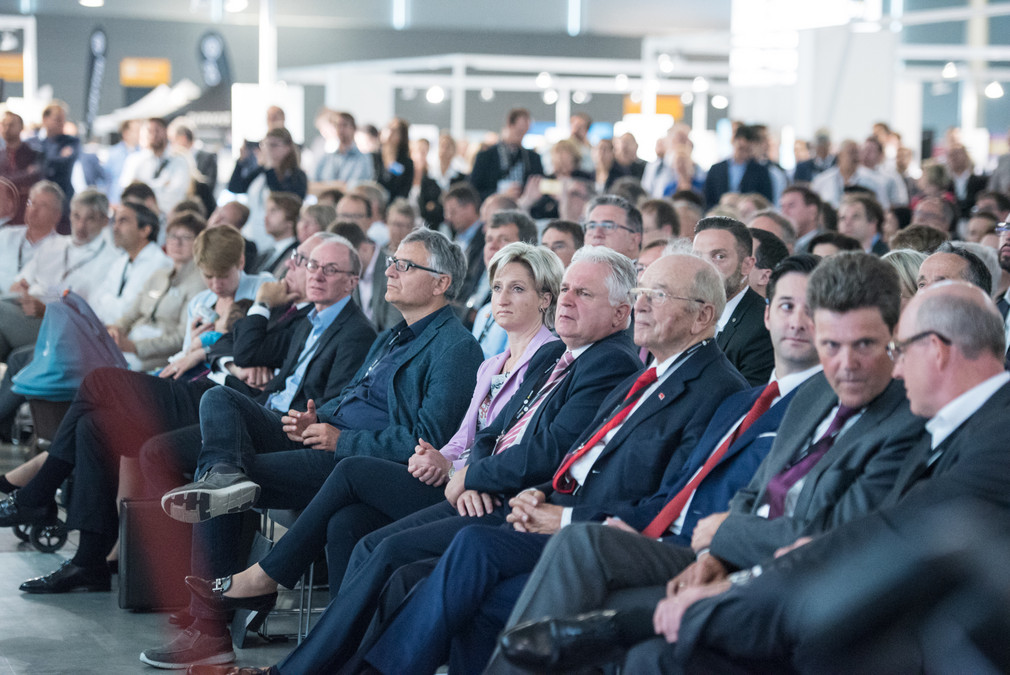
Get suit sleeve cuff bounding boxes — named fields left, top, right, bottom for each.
left=247, top=303, right=271, bottom=319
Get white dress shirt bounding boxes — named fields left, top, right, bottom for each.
left=0, top=226, right=58, bottom=292
left=89, top=241, right=173, bottom=324
left=926, top=372, right=1010, bottom=451
left=559, top=347, right=692, bottom=527
left=16, top=234, right=121, bottom=303
left=120, top=148, right=191, bottom=216
left=717, top=287, right=748, bottom=335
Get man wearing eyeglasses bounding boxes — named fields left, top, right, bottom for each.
left=582, top=194, right=643, bottom=261
left=487, top=252, right=925, bottom=674
left=142, top=228, right=483, bottom=668
left=628, top=281, right=1010, bottom=674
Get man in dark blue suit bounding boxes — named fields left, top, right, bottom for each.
left=186, top=250, right=748, bottom=675
left=345, top=251, right=754, bottom=674
left=352, top=255, right=822, bottom=674
left=702, top=124, right=773, bottom=210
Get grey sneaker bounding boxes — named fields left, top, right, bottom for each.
left=161, top=471, right=261, bottom=523
left=139, top=626, right=234, bottom=669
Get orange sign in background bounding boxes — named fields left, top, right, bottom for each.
left=623, top=95, right=685, bottom=119
left=120, top=58, right=171, bottom=87
left=0, top=53, right=24, bottom=82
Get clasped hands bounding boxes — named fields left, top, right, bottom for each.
left=281, top=399, right=341, bottom=451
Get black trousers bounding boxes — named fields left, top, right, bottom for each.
left=51, top=367, right=212, bottom=535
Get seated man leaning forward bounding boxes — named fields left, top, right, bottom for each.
left=141, top=228, right=484, bottom=669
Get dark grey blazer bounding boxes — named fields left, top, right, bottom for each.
left=709, top=374, right=926, bottom=568
left=675, top=380, right=1010, bottom=671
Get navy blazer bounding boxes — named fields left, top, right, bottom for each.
left=543, top=339, right=750, bottom=521
left=703, top=159, right=774, bottom=209
left=717, top=287, right=774, bottom=386
left=464, top=331, right=642, bottom=496
left=316, top=304, right=484, bottom=462
left=609, top=383, right=802, bottom=541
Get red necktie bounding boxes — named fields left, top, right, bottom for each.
left=552, top=367, right=659, bottom=494
left=641, top=381, right=780, bottom=538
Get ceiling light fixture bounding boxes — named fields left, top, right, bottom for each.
left=426, top=86, right=446, bottom=104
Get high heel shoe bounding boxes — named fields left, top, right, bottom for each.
left=185, top=575, right=277, bottom=614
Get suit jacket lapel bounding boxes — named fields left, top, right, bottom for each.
left=717, top=289, right=756, bottom=349
left=601, top=340, right=713, bottom=454
left=275, top=319, right=311, bottom=380
left=718, top=387, right=798, bottom=467
left=762, top=376, right=837, bottom=478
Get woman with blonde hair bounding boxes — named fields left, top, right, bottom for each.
left=185, top=242, right=567, bottom=624
left=882, top=248, right=927, bottom=311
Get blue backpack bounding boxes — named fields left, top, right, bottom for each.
left=12, top=290, right=128, bottom=401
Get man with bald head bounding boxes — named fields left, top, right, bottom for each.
left=655, top=281, right=1010, bottom=673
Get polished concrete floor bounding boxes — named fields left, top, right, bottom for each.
left=0, top=440, right=304, bottom=674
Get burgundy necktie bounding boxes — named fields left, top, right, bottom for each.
left=763, top=403, right=858, bottom=519
left=552, top=367, right=658, bottom=494
left=642, top=381, right=780, bottom=538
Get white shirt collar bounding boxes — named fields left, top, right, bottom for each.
left=771, top=364, right=823, bottom=398
left=925, top=372, right=1010, bottom=449
left=717, top=286, right=748, bottom=333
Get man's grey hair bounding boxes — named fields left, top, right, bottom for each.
left=946, top=241, right=1000, bottom=295
left=402, top=228, right=467, bottom=301
left=490, top=209, right=538, bottom=244
left=915, top=287, right=1005, bottom=359
left=310, top=233, right=362, bottom=277
left=70, top=188, right=109, bottom=220
left=672, top=252, right=727, bottom=320
left=570, top=245, right=636, bottom=308
left=583, top=194, right=644, bottom=234
left=33, top=179, right=67, bottom=208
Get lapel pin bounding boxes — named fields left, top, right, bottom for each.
left=658, top=393, right=665, bottom=401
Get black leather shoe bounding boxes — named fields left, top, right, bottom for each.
left=500, top=609, right=631, bottom=670
left=186, top=575, right=277, bottom=614
left=20, top=559, right=112, bottom=593
left=0, top=491, right=57, bottom=527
